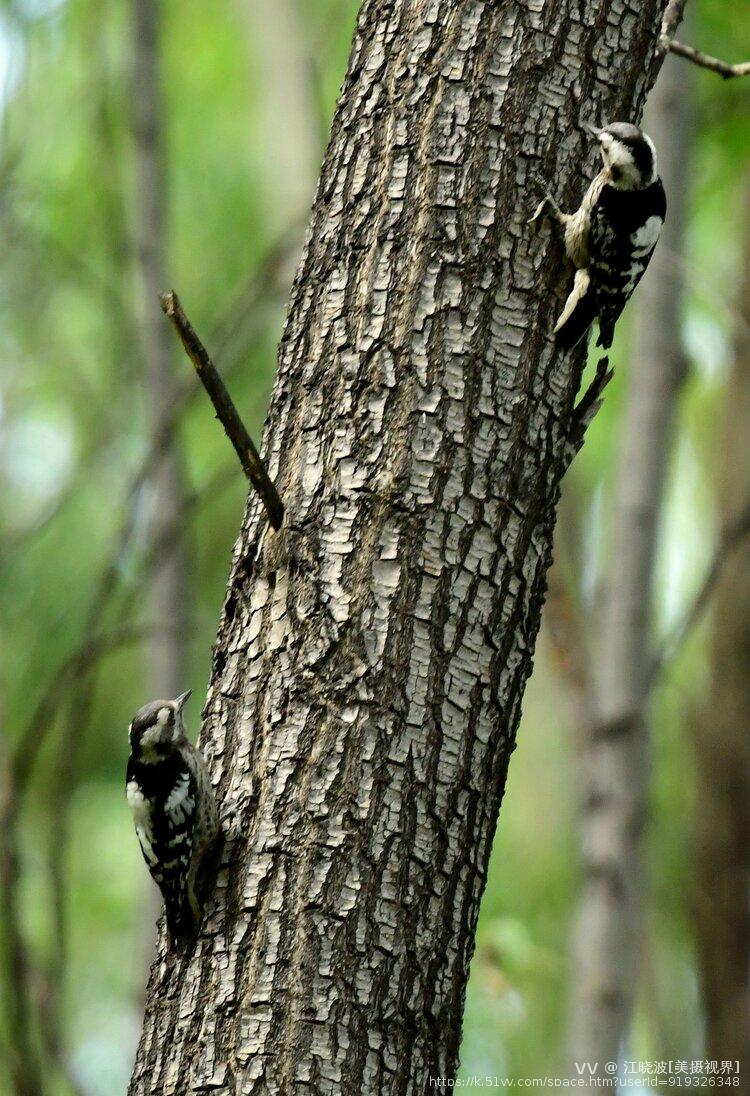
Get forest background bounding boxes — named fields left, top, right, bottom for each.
left=0, top=0, right=748, bottom=1092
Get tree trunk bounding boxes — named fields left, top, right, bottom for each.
left=568, top=54, right=692, bottom=1077
left=130, top=2, right=675, bottom=1091
left=694, top=172, right=750, bottom=1067
left=132, top=0, right=191, bottom=701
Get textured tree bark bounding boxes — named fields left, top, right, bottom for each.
left=567, top=54, right=691, bottom=1078
left=694, top=172, right=750, bottom=1068
left=130, top=2, right=674, bottom=1091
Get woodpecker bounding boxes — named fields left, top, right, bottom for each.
left=126, top=690, right=219, bottom=944
left=529, top=121, right=666, bottom=350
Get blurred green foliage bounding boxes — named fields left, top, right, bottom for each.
left=0, top=0, right=748, bottom=1092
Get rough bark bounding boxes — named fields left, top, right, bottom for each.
left=130, top=2, right=674, bottom=1092
left=694, top=172, right=750, bottom=1067
left=568, top=54, right=691, bottom=1077
left=132, top=0, right=191, bottom=701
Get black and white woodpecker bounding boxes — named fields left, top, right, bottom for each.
left=126, top=690, right=219, bottom=944
left=529, top=121, right=666, bottom=350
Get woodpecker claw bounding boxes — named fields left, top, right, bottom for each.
left=528, top=196, right=550, bottom=225
left=527, top=175, right=562, bottom=227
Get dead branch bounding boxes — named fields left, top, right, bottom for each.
left=659, top=0, right=688, bottom=41
left=162, top=291, right=284, bottom=531
left=0, top=229, right=295, bottom=1090
left=661, top=37, right=750, bottom=79
left=1, top=226, right=297, bottom=567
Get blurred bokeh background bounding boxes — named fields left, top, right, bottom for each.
left=0, top=0, right=748, bottom=1092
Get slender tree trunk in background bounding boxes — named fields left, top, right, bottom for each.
left=132, top=0, right=191, bottom=702
left=243, top=0, right=321, bottom=231
left=0, top=715, right=43, bottom=1096
left=694, top=174, right=750, bottom=1067
left=568, top=55, right=691, bottom=1078
left=130, top=2, right=676, bottom=1090
left=240, top=0, right=320, bottom=298
left=131, top=0, right=191, bottom=1000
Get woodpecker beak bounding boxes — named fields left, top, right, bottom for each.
left=582, top=122, right=604, bottom=140
left=174, top=689, right=193, bottom=712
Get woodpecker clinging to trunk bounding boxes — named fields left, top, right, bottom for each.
left=529, top=121, right=666, bottom=350
left=126, top=690, right=219, bottom=945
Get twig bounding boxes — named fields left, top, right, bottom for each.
left=646, top=501, right=750, bottom=689
left=661, top=37, right=750, bottom=79
left=659, top=0, right=688, bottom=42
left=1, top=225, right=298, bottom=569
left=161, top=291, right=284, bottom=531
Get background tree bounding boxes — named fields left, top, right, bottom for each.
left=694, top=170, right=750, bottom=1068
left=132, top=0, right=191, bottom=707
left=567, top=53, right=693, bottom=1079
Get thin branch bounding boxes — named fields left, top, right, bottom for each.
left=646, top=500, right=750, bottom=690
left=162, top=290, right=284, bottom=530
left=1, top=225, right=298, bottom=569
left=659, top=0, right=687, bottom=42
left=0, top=236, right=294, bottom=1088
left=662, top=37, right=750, bottom=79
left=1, top=277, right=288, bottom=685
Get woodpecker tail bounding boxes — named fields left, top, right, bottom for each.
left=164, top=880, right=201, bottom=946
left=554, top=269, right=597, bottom=351
left=165, top=897, right=200, bottom=946
left=596, top=317, right=615, bottom=350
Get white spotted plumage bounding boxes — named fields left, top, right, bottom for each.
left=530, top=121, right=666, bottom=350
left=631, top=215, right=662, bottom=255
left=127, top=780, right=159, bottom=866
left=165, top=772, right=194, bottom=822
left=126, top=692, right=219, bottom=943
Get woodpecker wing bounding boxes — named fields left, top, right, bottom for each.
left=126, top=754, right=198, bottom=935
left=588, top=179, right=666, bottom=348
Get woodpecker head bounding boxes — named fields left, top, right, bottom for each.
left=129, top=690, right=192, bottom=759
left=587, top=122, right=657, bottom=190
